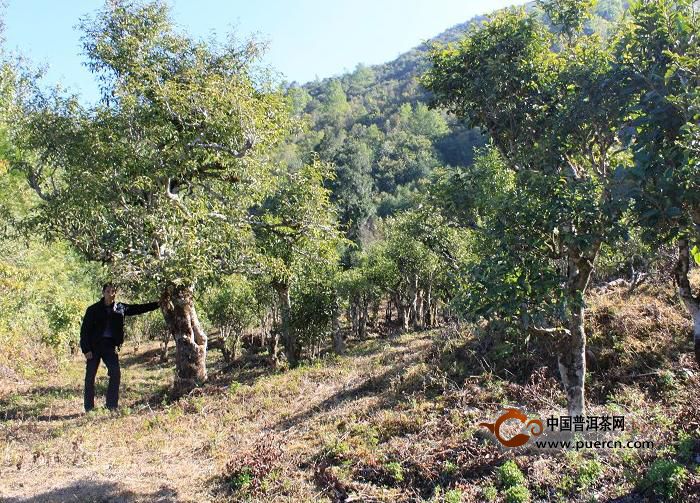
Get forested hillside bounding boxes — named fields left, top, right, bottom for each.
left=285, top=0, right=628, bottom=241
left=1, top=0, right=699, bottom=501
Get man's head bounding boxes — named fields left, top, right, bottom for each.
left=102, top=283, right=118, bottom=304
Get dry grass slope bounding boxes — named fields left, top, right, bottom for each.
left=1, top=281, right=699, bottom=502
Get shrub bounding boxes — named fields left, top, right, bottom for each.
left=503, top=484, right=530, bottom=503
left=385, top=461, right=404, bottom=483
left=497, top=460, right=526, bottom=488
left=228, top=467, right=253, bottom=492
left=223, top=438, right=282, bottom=495
left=441, top=460, right=459, bottom=477
left=577, top=459, right=603, bottom=489
left=638, top=459, right=688, bottom=501
left=323, top=438, right=349, bottom=463
left=481, top=484, right=498, bottom=501
left=675, top=432, right=695, bottom=464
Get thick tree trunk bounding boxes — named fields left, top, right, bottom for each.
left=674, top=239, right=700, bottom=365
left=275, top=283, right=298, bottom=367
left=160, top=285, right=207, bottom=393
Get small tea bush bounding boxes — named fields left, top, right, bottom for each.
left=504, top=484, right=530, bottom=503
left=497, top=460, right=526, bottom=488
left=385, top=461, right=404, bottom=483
left=639, top=459, right=688, bottom=501
left=577, top=459, right=603, bottom=489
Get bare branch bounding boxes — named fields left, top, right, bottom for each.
left=531, top=325, right=571, bottom=336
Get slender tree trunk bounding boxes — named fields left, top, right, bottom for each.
left=275, top=282, right=298, bottom=367
left=231, top=329, right=242, bottom=361
left=411, top=275, right=419, bottom=329
left=371, top=300, right=380, bottom=328
left=350, top=300, right=359, bottom=338
left=267, top=305, right=280, bottom=364
left=160, top=284, right=207, bottom=393
left=359, top=297, right=368, bottom=339
left=401, top=305, right=411, bottom=331
left=557, top=247, right=598, bottom=416
left=220, top=325, right=233, bottom=363
left=675, top=239, right=700, bottom=365
left=332, top=297, right=345, bottom=355
left=159, top=330, right=171, bottom=363
left=268, top=329, right=280, bottom=366
left=414, top=288, right=424, bottom=330
left=425, top=282, right=433, bottom=328
left=559, top=303, right=587, bottom=416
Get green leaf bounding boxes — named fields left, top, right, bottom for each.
left=691, top=246, right=700, bottom=266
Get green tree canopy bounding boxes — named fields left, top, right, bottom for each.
left=424, top=1, right=633, bottom=414
left=12, top=0, right=296, bottom=390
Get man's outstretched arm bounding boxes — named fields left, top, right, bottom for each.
left=123, top=301, right=160, bottom=316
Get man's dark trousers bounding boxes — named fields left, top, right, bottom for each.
left=84, top=338, right=121, bottom=411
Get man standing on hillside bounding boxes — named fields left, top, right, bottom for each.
left=80, top=283, right=160, bottom=412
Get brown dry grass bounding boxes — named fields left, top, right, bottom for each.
left=0, top=332, right=435, bottom=502
left=1, top=281, right=699, bottom=502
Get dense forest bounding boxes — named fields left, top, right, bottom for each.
left=1, top=0, right=699, bottom=501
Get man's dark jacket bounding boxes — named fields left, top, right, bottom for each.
left=80, top=299, right=160, bottom=353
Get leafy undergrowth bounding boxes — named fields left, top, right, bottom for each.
left=1, top=283, right=699, bottom=502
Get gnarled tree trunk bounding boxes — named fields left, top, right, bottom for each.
left=675, top=239, right=700, bottom=365
left=160, top=284, right=207, bottom=393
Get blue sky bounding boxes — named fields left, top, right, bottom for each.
left=4, top=0, right=527, bottom=104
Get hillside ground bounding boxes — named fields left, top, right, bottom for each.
left=1, top=281, right=699, bottom=502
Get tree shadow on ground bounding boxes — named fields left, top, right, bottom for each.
left=3, top=478, right=179, bottom=503
left=199, top=331, right=425, bottom=396
left=207, top=352, right=279, bottom=389
left=118, top=346, right=170, bottom=368
left=270, top=336, right=435, bottom=433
